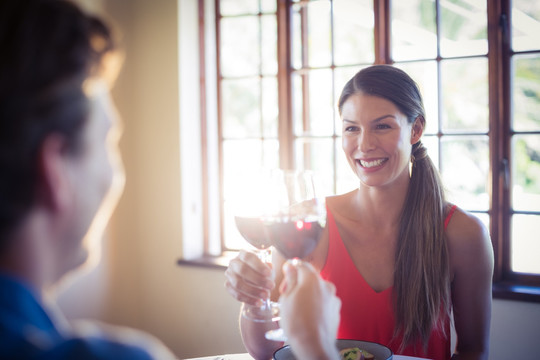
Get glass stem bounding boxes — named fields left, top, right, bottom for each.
left=257, top=248, right=273, bottom=310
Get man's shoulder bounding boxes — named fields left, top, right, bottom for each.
left=0, top=332, right=156, bottom=360
left=40, top=336, right=156, bottom=359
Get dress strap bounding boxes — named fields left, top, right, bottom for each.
left=444, top=204, right=458, bottom=230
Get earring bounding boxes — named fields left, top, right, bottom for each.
left=409, top=154, right=415, bottom=178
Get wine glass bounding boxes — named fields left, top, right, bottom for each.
left=262, top=169, right=327, bottom=341
left=232, top=170, right=280, bottom=321
left=232, top=169, right=284, bottom=359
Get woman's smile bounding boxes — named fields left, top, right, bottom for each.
left=357, top=157, right=388, bottom=169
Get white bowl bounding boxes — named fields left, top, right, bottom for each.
left=273, top=339, right=393, bottom=360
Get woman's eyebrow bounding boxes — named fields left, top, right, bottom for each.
left=372, top=114, right=396, bottom=123
left=343, top=114, right=396, bottom=124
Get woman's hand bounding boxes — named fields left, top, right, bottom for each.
left=224, top=250, right=275, bottom=306
left=278, top=260, right=341, bottom=360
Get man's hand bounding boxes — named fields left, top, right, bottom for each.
left=278, top=260, right=341, bottom=360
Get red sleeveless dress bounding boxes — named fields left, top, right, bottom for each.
left=320, top=205, right=457, bottom=360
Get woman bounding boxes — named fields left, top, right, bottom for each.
left=225, top=65, right=494, bottom=359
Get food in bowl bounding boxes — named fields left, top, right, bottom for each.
left=340, top=347, right=375, bottom=360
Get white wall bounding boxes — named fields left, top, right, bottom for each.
left=57, top=0, right=540, bottom=359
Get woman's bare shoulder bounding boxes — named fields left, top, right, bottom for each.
left=446, top=207, right=489, bottom=243
left=445, top=207, right=494, bottom=273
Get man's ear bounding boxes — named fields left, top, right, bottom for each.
left=36, top=135, right=73, bottom=212
left=411, top=116, right=425, bottom=144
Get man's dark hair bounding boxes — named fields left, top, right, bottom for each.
left=0, top=0, right=115, bottom=247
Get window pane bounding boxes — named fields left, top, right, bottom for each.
left=391, top=0, right=437, bottom=61
left=291, top=8, right=303, bottom=69
left=292, top=69, right=334, bottom=137
left=512, top=135, right=540, bottom=212
left=440, top=58, right=489, bottom=132
left=220, top=17, right=260, bottom=77
left=292, top=72, right=304, bottom=133
left=441, top=136, right=489, bottom=211
left=223, top=140, right=262, bottom=183
left=512, top=0, right=540, bottom=52
left=261, top=0, right=276, bottom=13
left=333, top=0, right=374, bottom=65
left=262, top=139, right=280, bottom=169
left=222, top=78, right=260, bottom=138
left=222, top=140, right=278, bottom=177
left=334, top=66, right=364, bottom=133
left=512, top=214, right=540, bottom=274
left=512, top=54, right=540, bottom=132
left=307, top=0, right=332, bottom=68
left=220, top=0, right=259, bottom=16
left=309, top=69, right=334, bottom=136
left=440, top=0, right=487, bottom=57
left=422, top=135, right=440, bottom=170
left=222, top=139, right=281, bottom=249
left=394, top=61, right=439, bottom=135
left=224, top=199, right=243, bottom=249
left=335, top=139, right=358, bottom=195
left=262, top=76, right=278, bottom=137
left=222, top=140, right=263, bottom=249
left=261, top=15, right=278, bottom=75
left=294, top=138, right=334, bottom=196
left=291, top=0, right=332, bottom=69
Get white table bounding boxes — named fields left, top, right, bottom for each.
left=185, top=354, right=428, bottom=360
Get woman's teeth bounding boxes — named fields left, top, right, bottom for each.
left=359, top=159, right=386, bottom=168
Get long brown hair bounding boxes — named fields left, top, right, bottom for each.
left=338, top=65, right=451, bottom=349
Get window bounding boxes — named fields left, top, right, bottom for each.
left=183, top=0, right=540, bottom=301
left=499, top=0, right=540, bottom=297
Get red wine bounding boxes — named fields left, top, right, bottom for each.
left=235, top=216, right=272, bottom=250
left=265, top=219, right=323, bottom=259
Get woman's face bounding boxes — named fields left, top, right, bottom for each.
left=341, top=92, right=422, bottom=189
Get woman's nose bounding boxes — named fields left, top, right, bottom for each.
left=358, top=130, right=375, bottom=152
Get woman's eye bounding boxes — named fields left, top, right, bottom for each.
left=344, top=126, right=358, bottom=132
left=375, top=124, right=391, bottom=130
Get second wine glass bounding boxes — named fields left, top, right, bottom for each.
left=263, top=169, right=326, bottom=342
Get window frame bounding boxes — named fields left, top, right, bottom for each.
left=178, top=0, right=540, bottom=303
left=488, top=0, right=540, bottom=302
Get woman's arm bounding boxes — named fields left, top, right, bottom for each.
left=447, top=209, right=494, bottom=360
left=224, top=208, right=330, bottom=357
left=225, top=250, right=287, bottom=357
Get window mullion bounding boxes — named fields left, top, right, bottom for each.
left=300, top=5, right=310, bottom=170
left=487, top=0, right=512, bottom=283
left=277, top=0, right=293, bottom=169
left=374, top=0, right=391, bottom=64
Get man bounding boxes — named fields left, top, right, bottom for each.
left=0, top=0, right=340, bottom=359
left=0, top=0, right=177, bottom=357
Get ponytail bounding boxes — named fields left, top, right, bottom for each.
left=393, top=141, right=451, bottom=349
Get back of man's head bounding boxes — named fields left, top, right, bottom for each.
left=0, top=0, right=115, bottom=250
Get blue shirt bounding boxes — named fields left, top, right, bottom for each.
left=0, top=275, right=154, bottom=359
